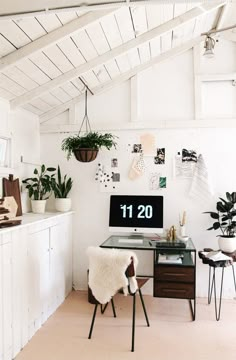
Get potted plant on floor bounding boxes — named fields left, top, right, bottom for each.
left=203, top=192, right=236, bottom=252
left=61, top=131, right=117, bottom=162
left=51, top=166, right=73, bottom=212
left=22, top=164, right=56, bottom=214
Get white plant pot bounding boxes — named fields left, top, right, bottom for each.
left=218, top=236, right=236, bottom=253
left=31, top=199, right=47, bottom=214
left=55, top=198, right=71, bottom=212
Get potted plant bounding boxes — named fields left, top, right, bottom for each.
left=203, top=192, right=236, bottom=252
left=61, top=131, right=117, bottom=162
left=51, top=165, right=73, bottom=212
left=22, top=164, right=56, bottom=214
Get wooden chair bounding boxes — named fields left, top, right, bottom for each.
left=87, top=248, right=150, bottom=352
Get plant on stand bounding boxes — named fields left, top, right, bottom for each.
left=51, top=165, right=73, bottom=212
left=22, top=164, right=56, bottom=214
left=203, top=191, right=236, bottom=252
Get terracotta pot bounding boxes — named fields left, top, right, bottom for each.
left=218, top=236, right=236, bottom=253
left=73, top=148, right=98, bottom=162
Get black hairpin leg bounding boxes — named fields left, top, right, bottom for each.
left=232, top=265, right=236, bottom=293
left=138, top=289, right=150, bottom=326
left=88, top=304, right=98, bottom=339
left=213, top=266, right=225, bottom=321
left=208, top=266, right=214, bottom=304
left=131, top=294, right=136, bottom=352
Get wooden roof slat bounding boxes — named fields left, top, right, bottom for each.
left=43, top=44, right=74, bottom=73
left=57, top=37, right=86, bottom=67
left=104, top=59, right=120, bottom=79
left=0, top=20, right=31, bottom=48
left=100, top=13, right=123, bottom=49
left=85, top=22, right=111, bottom=55
left=60, top=82, right=82, bottom=98
left=0, top=34, right=16, bottom=57
left=16, top=58, right=50, bottom=85
left=0, top=10, right=112, bottom=72
left=4, top=66, right=38, bottom=90
left=11, top=2, right=224, bottom=109
left=40, top=36, right=203, bottom=123
left=14, top=17, right=46, bottom=41
left=36, top=14, right=62, bottom=33
left=29, top=51, right=62, bottom=79
left=50, top=87, right=72, bottom=103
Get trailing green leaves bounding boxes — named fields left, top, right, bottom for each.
left=61, top=131, right=117, bottom=160
left=22, top=164, right=56, bottom=200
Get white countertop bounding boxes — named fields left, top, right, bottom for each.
left=0, top=211, right=74, bottom=235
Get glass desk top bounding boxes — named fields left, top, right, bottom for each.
left=100, top=235, right=196, bottom=252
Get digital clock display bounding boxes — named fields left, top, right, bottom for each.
left=109, top=195, right=163, bottom=229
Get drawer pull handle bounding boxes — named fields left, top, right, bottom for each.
left=163, top=289, right=186, bottom=293
left=164, top=273, right=186, bottom=277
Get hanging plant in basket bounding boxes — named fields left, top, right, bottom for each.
left=61, top=90, right=117, bottom=162
left=61, top=131, right=117, bottom=162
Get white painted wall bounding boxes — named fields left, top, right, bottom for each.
left=41, top=41, right=236, bottom=298
left=0, top=98, right=40, bottom=211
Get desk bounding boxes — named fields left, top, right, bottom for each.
left=100, top=235, right=196, bottom=320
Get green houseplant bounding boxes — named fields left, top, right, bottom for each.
left=204, top=191, right=236, bottom=252
left=61, top=131, right=117, bottom=162
left=22, top=164, right=56, bottom=213
left=51, top=166, right=73, bottom=212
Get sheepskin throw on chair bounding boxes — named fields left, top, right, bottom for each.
left=87, top=246, right=138, bottom=304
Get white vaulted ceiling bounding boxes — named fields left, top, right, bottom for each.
left=0, top=1, right=235, bottom=122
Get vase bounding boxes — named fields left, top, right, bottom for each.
left=31, top=199, right=46, bottom=214
left=55, top=198, right=72, bottom=212
left=180, top=225, right=186, bottom=237
left=218, top=236, right=236, bottom=253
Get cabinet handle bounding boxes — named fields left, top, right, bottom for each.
left=164, top=273, right=186, bottom=277
left=163, top=289, right=186, bottom=293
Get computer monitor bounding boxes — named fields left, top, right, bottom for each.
left=109, top=195, right=164, bottom=234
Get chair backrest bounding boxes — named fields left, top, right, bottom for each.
left=87, top=247, right=138, bottom=304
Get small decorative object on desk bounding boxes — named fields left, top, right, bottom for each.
left=179, top=211, right=186, bottom=237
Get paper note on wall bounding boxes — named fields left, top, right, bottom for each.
left=140, top=133, right=156, bottom=156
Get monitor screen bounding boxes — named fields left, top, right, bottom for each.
left=109, top=195, right=164, bottom=234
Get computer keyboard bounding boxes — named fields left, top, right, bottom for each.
left=155, top=241, right=186, bottom=248
left=118, top=238, right=143, bottom=244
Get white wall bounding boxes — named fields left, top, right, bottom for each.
left=0, top=98, right=40, bottom=211
left=41, top=40, right=236, bottom=298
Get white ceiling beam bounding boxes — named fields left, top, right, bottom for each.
left=0, top=1, right=214, bottom=20
left=0, top=9, right=113, bottom=72
left=11, top=1, right=225, bottom=110
left=40, top=35, right=203, bottom=124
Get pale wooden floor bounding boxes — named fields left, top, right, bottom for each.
left=15, top=291, right=236, bottom=360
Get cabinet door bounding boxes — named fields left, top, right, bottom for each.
left=2, top=240, right=13, bottom=360
left=12, top=228, right=29, bottom=355
left=0, top=243, right=3, bottom=360
left=28, top=229, right=50, bottom=338
left=49, top=224, right=64, bottom=315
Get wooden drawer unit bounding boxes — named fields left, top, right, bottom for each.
left=154, top=263, right=195, bottom=299
left=155, top=265, right=194, bottom=283
left=154, top=281, right=194, bottom=299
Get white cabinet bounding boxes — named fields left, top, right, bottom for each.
left=0, top=212, right=73, bottom=360
left=0, top=234, right=12, bottom=360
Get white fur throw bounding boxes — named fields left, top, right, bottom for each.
left=87, top=246, right=138, bottom=304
